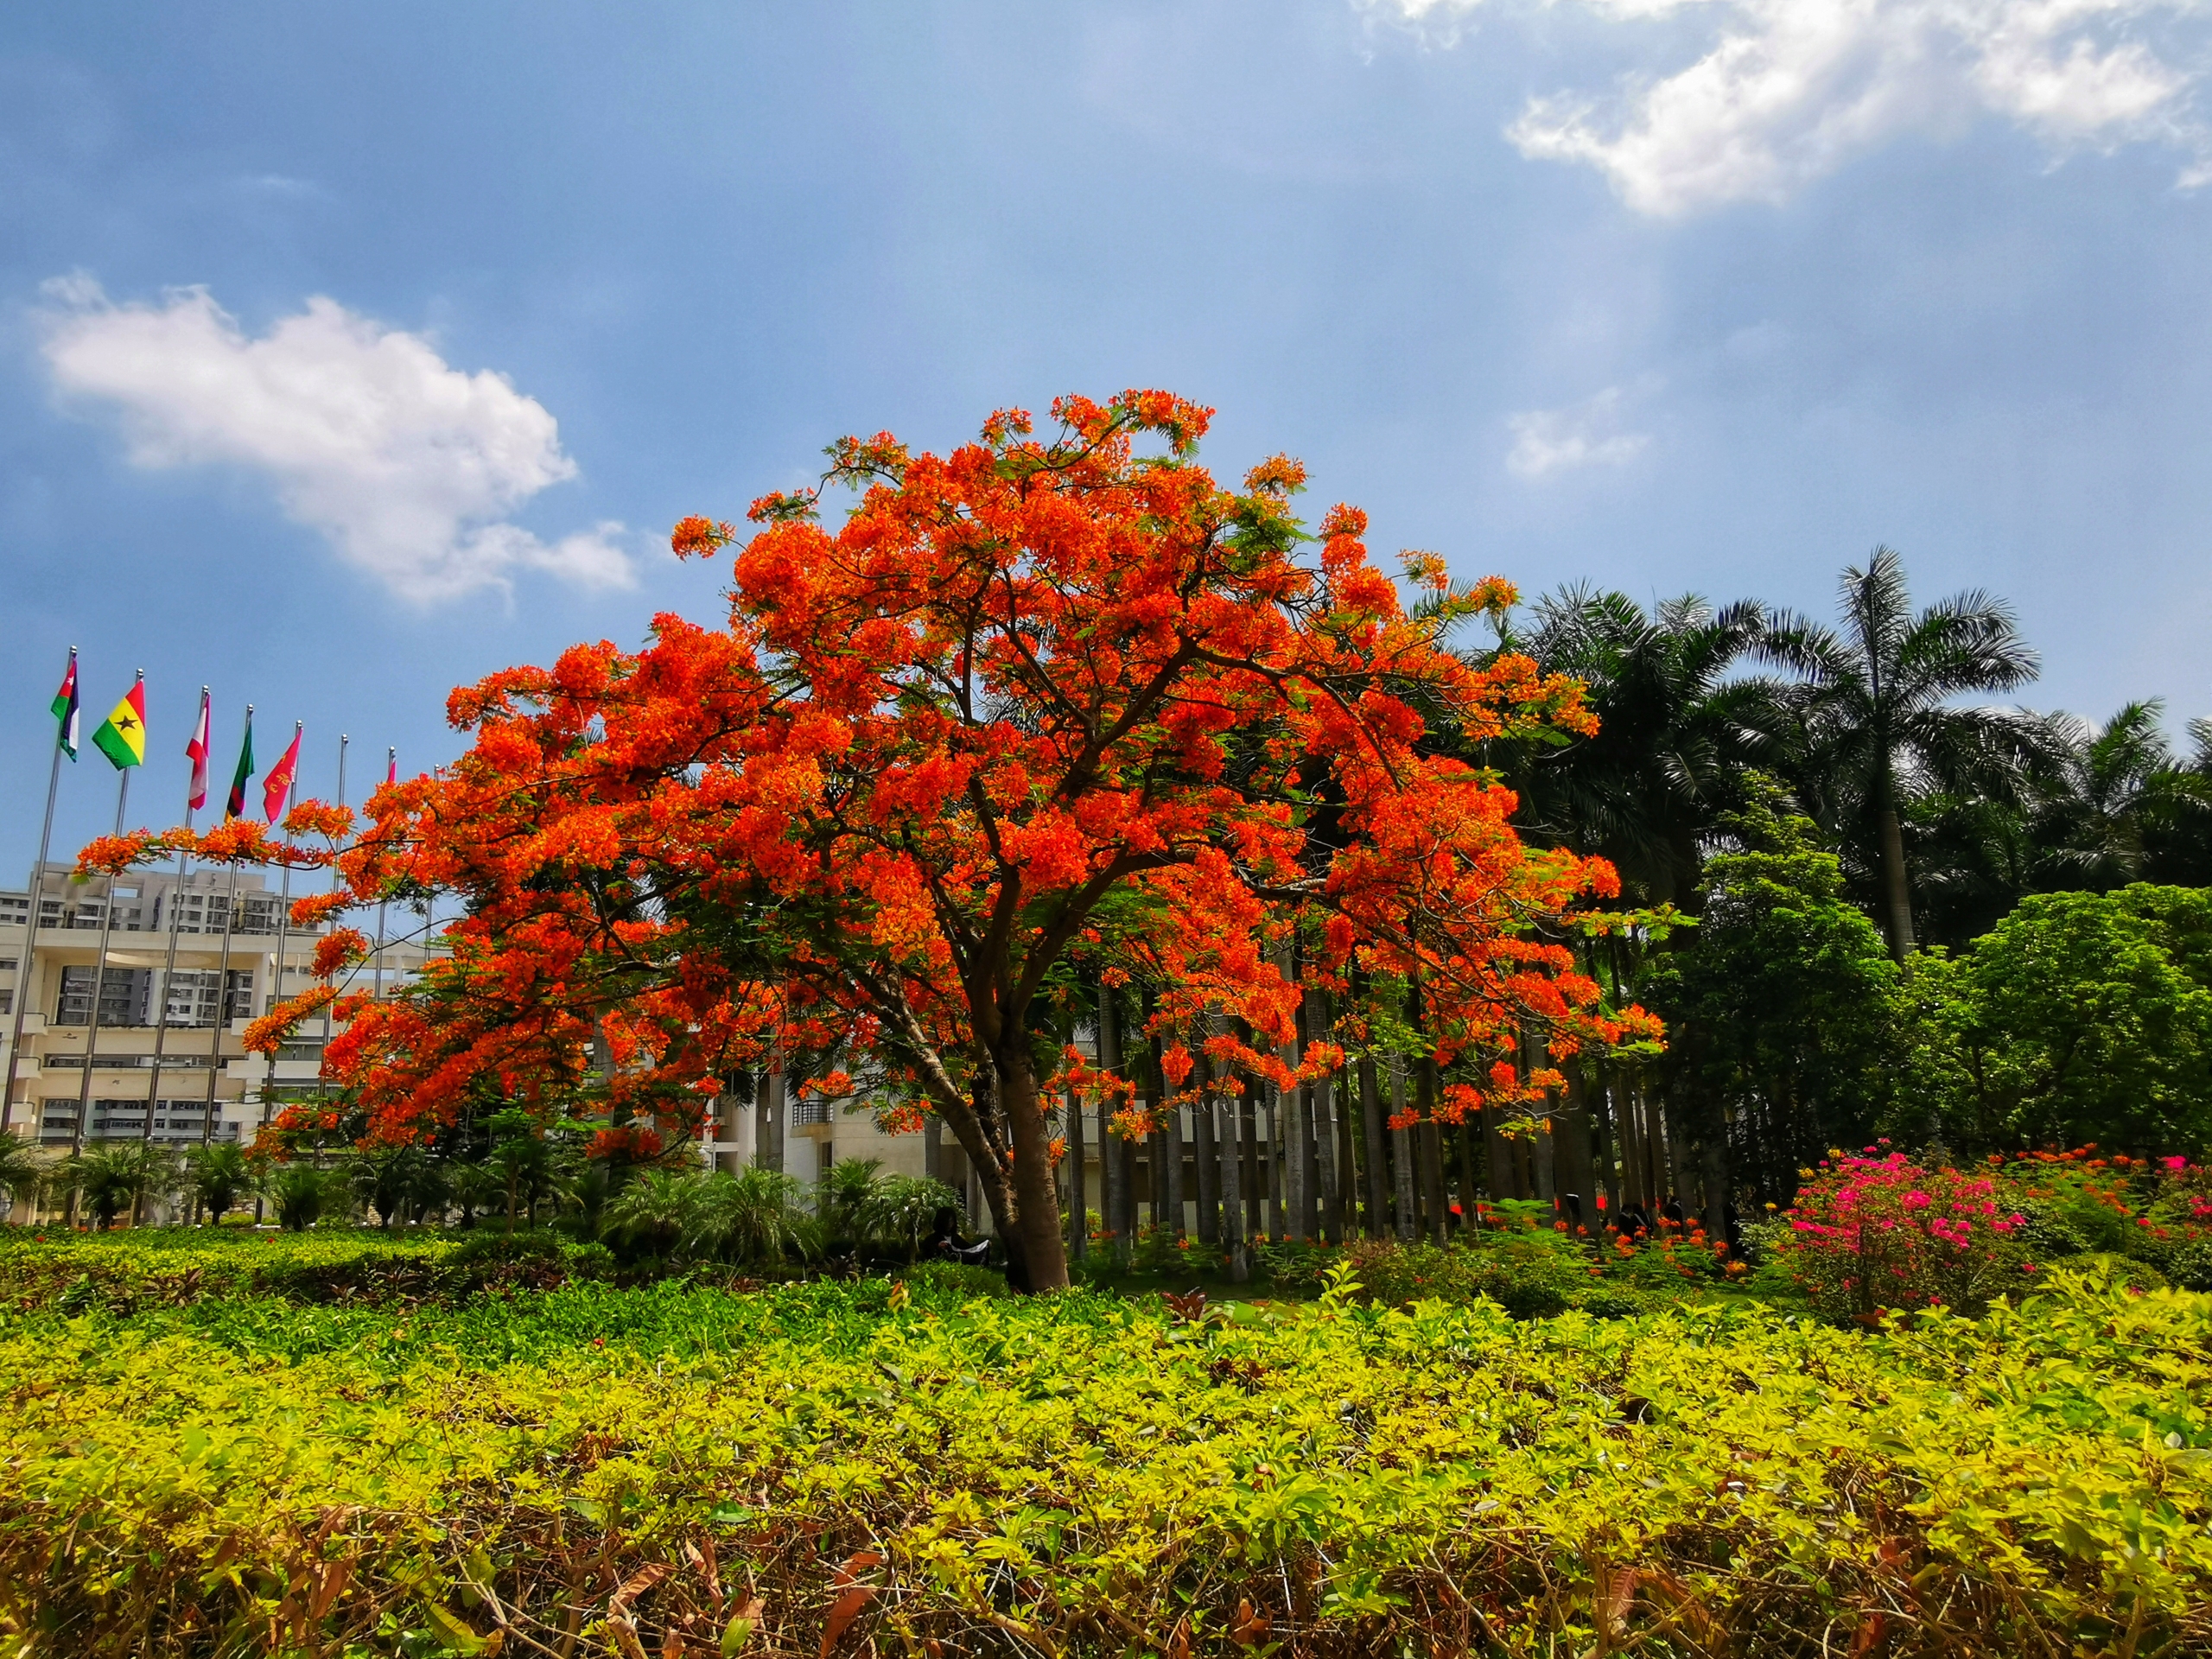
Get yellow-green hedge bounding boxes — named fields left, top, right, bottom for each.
left=0, top=1264, right=2206, bottom=1656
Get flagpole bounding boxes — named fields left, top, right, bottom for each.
left=140, top=688, right=207, bottom=1160
left=316, top=735, right=346, bottom=1065
left=200, top=704, right=251, bottom=1151
left=258, top=721, right=302, bottom=1146
left=1, top=647, right=74, bottom=1145
left=70, top=758, right=135, bottom=1159
left=372, top=747, right=392, bottom=1011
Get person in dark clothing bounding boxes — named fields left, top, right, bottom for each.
left=1662, top=1193, right=1687, bottom=1227
left=926, top=1206, right=990, bottom=1267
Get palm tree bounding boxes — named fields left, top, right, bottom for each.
left=601, top=1167, right=702, bottom=1257
left=348, top=1143, right=435, bottom=1229
left=816, top=1157, right=886, bottom=1251
left=2028, top=701, right=2200, bottom=892
left=268, top=1164, right=341, bottom=1231
left=486, top=1110, right=556, bottom=1233
left=1757, top=548, right=2044, bottom=957
left=63, top=1141, right=175, bottom=1230
left=182, top=1141, right=257, bottom=1224
left=857, top=1173, right=966, bottom=1262
left=1517, top=588, right=1772, bottom=906
left=0, top=1133, right=51, bottom=1222
left=448, top=1161, right=505, bottom=1229
left=2145, top=718, right=2212, bottom=887
left=690, top=1165, right=817, bottom=1265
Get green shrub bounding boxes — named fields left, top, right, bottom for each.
left=0, top=1267, right=2205, bottom=1656
left=2009, top=1197, right=2099, bottom=1261
left=2170, top=1236, right=2212, bottom=1293
left=1344, top=1234, right=1650, bottom=1319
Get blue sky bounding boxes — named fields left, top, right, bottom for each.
left=4, top=1, right=2210, bottom=872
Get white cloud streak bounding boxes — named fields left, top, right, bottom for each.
left=1360, top=1, right=2212, bottom=214
left=38, top=278, right=634, bottom=602
left=1506, top=385, right=1650, bottom=477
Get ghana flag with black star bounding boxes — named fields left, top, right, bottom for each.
left=90, top=675, right=146, bottom=770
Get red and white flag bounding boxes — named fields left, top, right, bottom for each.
left=264, top=721, right=302, bottom=824
left=186, top=689, right=211, bottom=811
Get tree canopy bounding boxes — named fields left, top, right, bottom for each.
left=121, top=392, right=1650, bottom=1289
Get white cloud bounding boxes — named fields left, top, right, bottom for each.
left=1506, top=385, right=1651, bottom=477
left=38, top=278, right=635, bottom=602
left=1360, top=1, right=2212, bottom=214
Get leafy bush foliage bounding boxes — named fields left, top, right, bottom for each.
left=1339, top=1232, right=1647, bottom=1319
left=0, top=1255, right=2207, bottom=1656
left=0, top=1228, right=613, bottom=1314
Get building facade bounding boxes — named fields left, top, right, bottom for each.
left=0, top=860, right=441, bottom=1166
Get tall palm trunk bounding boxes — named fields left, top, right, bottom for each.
left=1878, top=767, right=1916, bottom=959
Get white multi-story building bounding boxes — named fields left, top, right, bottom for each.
left=0, top=861, right=441, bottom=1159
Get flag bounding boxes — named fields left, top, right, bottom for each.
left=50, top=651, right=79, bottom=760
left=264, top=722, right=302, bottom=823
left=186, top=690, right=211, bottom=811
left=385, top=747, right=397, bottom=788
left=90, top=675, right=147, bottom=771
left=226, top=713, right=255, bottom=819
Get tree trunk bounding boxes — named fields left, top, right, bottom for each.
left=1192, top=1067, right=1217, bottom=1246
left=1094, top=983, right=1131, bottom=1268
left=1458, top=1117, right=1484, bottom=1231
left=998, top=1052, right=1071, bottom=1292
left=1284, top=969, right=1311, bottom=1240
left=1592, top=1069, right=1620, bottom=1228
left=1306, top=988, right=1339, bottom=1244
left=1219, top=1093, right=1245, bottom=1281
left=1148, top=1027, right=1173, bottom=1240
left=1878, top=788, right=1917, bottom=960
left=1065, top=1083, right=1086, bottom=1261
left=1419, top=1120, right=1446, bottom=1243
left=1702, top=1135, right=1730, bottom=1250
left=1558, top=1065, right=1594, bottom=1236
left=760, top=1054, right=785, bottom=1175
left=1389, top=1060, right=1416, bottom=1241
left=1357, top=1055, right=1389, bottom=1240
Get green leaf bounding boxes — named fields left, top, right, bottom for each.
left=423, top=1603, right=490, bottom=1654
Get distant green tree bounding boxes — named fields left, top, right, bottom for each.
left=348, top=1143, right=437, bottom=1230
left=268, top=1164, right=342, bottom=1232
left=1647, top=786, right=1908, bottom=1199
left=601, top=1167, right=697, bottom=1257
left=1757, top=547, right=2045, bottom=957
left=182, top=1141, right=256, bottom=1223
left=1515, top=587, right=1771, bottom=907
left=1908, top=886, right=2212, bottom=1154
left=0, top=1133, right=51, bottom=1217
left=486, top=1109, right=558, bottom=1233
left=447, top=1161, right=505, bottom=1229
left=691, top=1165, right=817, bottom=1265
left=63, top=1141, right=175, bottom=1230
left=2028, top=702, right=2200, bottom=892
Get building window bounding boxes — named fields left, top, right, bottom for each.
left=54, top=967, right=149, bottom=1027
left=0, top=990, right=10, bottom=1016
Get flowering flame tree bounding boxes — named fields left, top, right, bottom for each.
left=89, top=392, right=1651, bottom=1291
